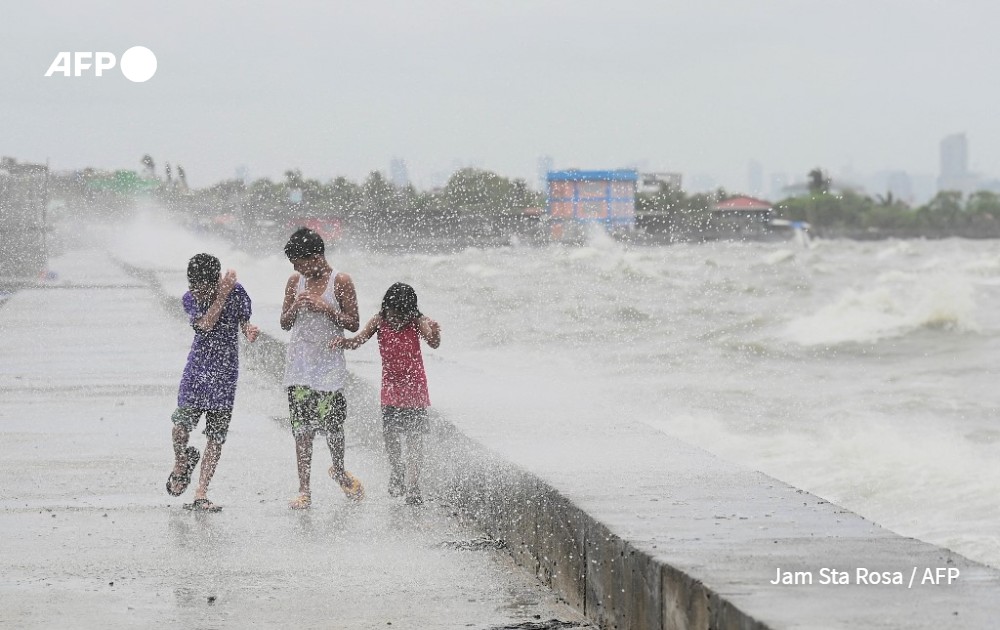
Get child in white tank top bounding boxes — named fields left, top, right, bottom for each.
left=280, top=227, right=363, bottom=510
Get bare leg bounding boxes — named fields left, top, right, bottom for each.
left=295, top=432, right=315, bottom=495
left=326, top=423, right=364, bottom=500
left=325, top=424, right=345, bottom=475
left=383, top=427, right=404, bottom=495
left=171, top=424, right=191, bottom=478
left=405, top=431, right=425, bottom=495
left=193, top=439, right=222, bottom=500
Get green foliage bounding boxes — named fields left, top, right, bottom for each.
left=779, top=190, right=872, bottom=228
left=775, top=182, right=1000, bottom=236
left=635, top=182, right=723, bottom=235
left=444, top=168, right=539, bottom=213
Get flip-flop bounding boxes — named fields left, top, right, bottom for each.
left=183, top=498, right=222, bottom=512
left=166, top=446, right=201, bottom=497
left=288, top=493, right=312, bottom=510
left=329, top=467, right=365, bottom=501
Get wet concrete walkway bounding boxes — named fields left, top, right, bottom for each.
left=0, top=249, right=591, bottom=629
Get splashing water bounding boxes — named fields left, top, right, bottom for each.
left=109, top=214, right=1000, bottom=568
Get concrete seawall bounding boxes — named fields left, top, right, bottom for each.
left=422, top=424, right=1000, bottom=629
left=129, top=260, right=1000, bottom=630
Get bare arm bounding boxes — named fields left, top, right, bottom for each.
left=193, top=270, right=237, bottom=332
left=332, top=272, right=360, bottom=332
left=279, top=274, right=300, bottom=331
left=417, top=315, right=441, bottom=349
left=332, top=314, right=381, bottom=350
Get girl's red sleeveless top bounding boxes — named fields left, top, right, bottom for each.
left=377, top=320, right=430, bottom=408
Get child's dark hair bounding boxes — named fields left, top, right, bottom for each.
left=187, top=253, right=220, bottom=286
left=284, top=227, right=324, bottom=260
left=381, top=282, right=421, bottom=321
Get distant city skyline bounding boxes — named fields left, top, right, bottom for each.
left=16, top=128, right=981, bottom=207
left=17, top=135, right=977, bottom=207
left=9, top=129, right=979, bottom=207
left=6, top=126, right=980, bottom=205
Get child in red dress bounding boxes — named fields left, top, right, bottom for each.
left=333, top=283, right=440, bottom=505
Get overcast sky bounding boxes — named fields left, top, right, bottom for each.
left=1, top=1, right=997, bottom=193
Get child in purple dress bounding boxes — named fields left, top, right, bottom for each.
left=166, top=253, right=259, bottom=511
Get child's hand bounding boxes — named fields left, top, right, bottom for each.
left=418, top=316, right=442, bottom=348
left=330, top=336, right=347, bottom=350
left=242, top=323, right=260, bottom=343
left=426, top=319, right=441, bottom=338
left=295, top=294, right=326, bottom=313
left=219, top=270, right=237, bottom=296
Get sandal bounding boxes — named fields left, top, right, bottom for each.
left=166, top=446, right=200, bottom=497
left=183, top=498, right=222, bottom=512
left=288, top=493, right=312, bottom=510
left=404, top=487, right=423, bottom=506
left=329, top=467, right=364, bottom=501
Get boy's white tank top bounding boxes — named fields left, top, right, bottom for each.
left=283, top=272, right=347, bottom=392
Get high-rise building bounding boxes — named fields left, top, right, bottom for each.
left=938, top=133, right=969, bottom=193
left=769, top=173, right=789, bottom=200
left=885, top=171, right=914, bottom=204
left=747, top=160, right=763, bottom=196
left=389, top=158, right=409, bottom=188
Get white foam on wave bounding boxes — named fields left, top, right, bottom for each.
left=762, top=249, right=795, bottom=265
left=875, top=240, right=918, bottom=260
left=562, top=246, right=603, bottom=262
left=583, top=222, right=620, bottom=250
left=564, top=228, right=664, bottom=280
left=961, top=254, right=1000, bottom=276
left=783, top=273, right=978, bottom=346
left=462, top=263, right=502, bottom=278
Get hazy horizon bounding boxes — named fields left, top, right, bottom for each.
left=2, top=1, right=998, bottom=197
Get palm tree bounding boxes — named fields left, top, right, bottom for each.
left=807, top=168, right=830, bottom=195
left=140, top=154, right=155, bottom=177
left=875, top=191, right=895, bottom=207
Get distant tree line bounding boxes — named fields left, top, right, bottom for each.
left=41, top=158, right=546, bottom=247
left=224, top=168, right=539, bottom=227
left=188, top=168, right=544, bottom=246
left=635, top=167, right=1000, bottom=240
left=778, top=181, right=1000, bottom=239
left=38, top=157, right=1000, bottom=243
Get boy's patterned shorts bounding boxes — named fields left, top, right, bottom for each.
left=287, top=386, right=346, bottom=438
